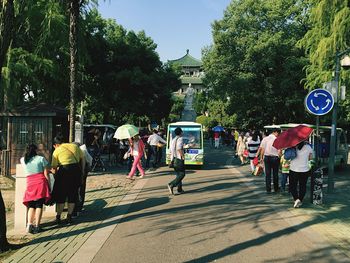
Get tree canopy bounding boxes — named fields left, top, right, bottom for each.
left=203, top=0, right=311, bottom=129
left=0, top=1, right=181, bottom=126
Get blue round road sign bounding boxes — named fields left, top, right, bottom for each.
left=305, top=89, right=334, bottom=116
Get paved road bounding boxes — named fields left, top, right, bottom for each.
left=92, top=146, right=348, bottom=263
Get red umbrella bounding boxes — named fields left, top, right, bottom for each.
left=272, top=125, right=313, bottom=150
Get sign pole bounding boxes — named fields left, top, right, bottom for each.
left=305, top=89, right=334, bottom=205
left=310, top=116, right=319, bottom=203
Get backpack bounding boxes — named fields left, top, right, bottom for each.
left=284, top=147, right=297, bottom=160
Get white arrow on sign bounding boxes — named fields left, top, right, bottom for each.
left=322, top=99, right=331, bottom=110
left=314, top=92, right=327, bottom=98
left=311, top=99, right=319, bottom=110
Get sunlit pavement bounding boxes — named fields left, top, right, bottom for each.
left=91, top=144, right=349, bottom=263
left=4, top=143, right=350, bottom=262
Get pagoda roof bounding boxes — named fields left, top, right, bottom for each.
left=169, top=50, right=203, bottom=67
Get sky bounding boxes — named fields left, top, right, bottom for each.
left=97, top=0, right=232, bottom=62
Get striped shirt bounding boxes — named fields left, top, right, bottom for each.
left=247, top=138, right=260, bottom=160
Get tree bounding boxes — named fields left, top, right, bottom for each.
left=300, top=0, right=350, bottom=124
left=68, top=0, right=82, bottom=142
left=82, top=10, right=180, bottom=125
left=203, top=0, right=311, bottom=128
left=0, top=0, right=14, bottom=110
left=0, top=0, right=14, bottom=250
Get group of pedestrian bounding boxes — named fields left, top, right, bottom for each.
left=208, top=128, right=239, bottom=149
left=257, top=128, right=313, bottom=208
left=231, top=126, right=313, bottom=208
left=21, top=134, right=92, bottom=234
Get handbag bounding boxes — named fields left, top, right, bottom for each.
left=169, top=159, right=174, bottom=168
left=243, top=149, right=249, bottom=158
left=157, top=142, right=165, bottom=148
left=253, top=157, right=259, bottom=166
left=254, top=165, right=263, bottom=176
left=169, top=137, right=179, bottom=168
left=123, top=151, right=131, bottom=160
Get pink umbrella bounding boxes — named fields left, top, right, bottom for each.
left=272, top=125, right=313, bottom=150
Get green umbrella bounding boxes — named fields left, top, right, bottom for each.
left=114, top=124, right=139, bottom=140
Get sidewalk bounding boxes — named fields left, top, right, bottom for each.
left=234, top=159, right=350, bottom=259
left=1, top=167, right=144, bottom=263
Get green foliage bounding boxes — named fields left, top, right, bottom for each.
left=203, top=0, right=311, bottom=129
left=0, top=3, right=181, bottom=125
left=202, top=99, right=237, bottom=128
left=168, top=95, right=184, bottom=122
left=300, top=0, right=350, bottom=124
left=193, top=91, right=208, bottom=115
left=300, top=0, right=350, bottom=90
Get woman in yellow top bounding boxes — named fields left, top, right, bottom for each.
left=51, top=135, right=84, bottom=225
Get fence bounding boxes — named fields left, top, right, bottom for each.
left=0, top=150, right=11, bottom=177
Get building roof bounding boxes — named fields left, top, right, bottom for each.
left=168, top=50, right=203, bottom=67
left=0, top=102, right=68, bottom=117
left=180, top=76, right=203, bottom=85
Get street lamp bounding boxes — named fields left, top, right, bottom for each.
left=327, top=48, right=350, bottom=193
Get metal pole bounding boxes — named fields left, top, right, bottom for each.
left=327, top=54, right=340, bottom=193
left=311, top=116, right=319, bottom=203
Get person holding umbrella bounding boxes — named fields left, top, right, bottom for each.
left=114, top=124, right=145, bottom=180
left=272, top=125, right=314, bottom=207
left=289, top=141, right=313, bottom=208
left=127, top=135, right=146, bottom=180
left=212, top=125, right=224, bottom=148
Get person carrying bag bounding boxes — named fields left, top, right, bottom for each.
left=167, top=127, right=186, bottom=195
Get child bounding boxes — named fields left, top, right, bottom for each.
left=280, top=153, right=291, bottom=193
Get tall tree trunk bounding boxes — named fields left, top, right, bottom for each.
left=0, top=0, right=14, bottom=249
left=69, top=0, right=80, bottom=142
left=0, top=0, right=14, bottom=111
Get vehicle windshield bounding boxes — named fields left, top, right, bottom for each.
left=169, top=125, right=202, bottom=149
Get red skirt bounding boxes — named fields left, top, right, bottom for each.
left=23, top=172, right=51, bottom=207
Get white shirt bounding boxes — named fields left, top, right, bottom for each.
left=147, top=133, right=166, bottom=146
left=260, top=134, right=279, bottom=157
left=80, top=144, right=93, bottom=166
left=170, top=136, right=184, bottom=160
left=132, top=141, right=139, bottom=156
left=290, top=144, right=313, bottom=172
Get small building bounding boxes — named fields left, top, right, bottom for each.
left=168, top=49, right=205, bottom=94
left=0, top=103, right=69, bottom=174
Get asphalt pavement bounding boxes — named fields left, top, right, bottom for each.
left=91, top=145, right=348, bottom=263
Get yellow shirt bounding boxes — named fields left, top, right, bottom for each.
left=234, top=131, right=239, bottom=141
left=51, top=143, right=83, bottom=167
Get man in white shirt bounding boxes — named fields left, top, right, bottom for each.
left=259, top=128, right=281, bottom=193
left=168, top=127, right=185, bottom=195
left=147, top=130, right=166, bottom=168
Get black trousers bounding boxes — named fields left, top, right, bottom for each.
left=169, top=158, right=185, bottom=190
left=0, top=191, right=8, bottom=249
left=264, top=156, right=280, bottom=192
left=75, top=165, right=89, bottom=212
left=289, top=170, right=310, bottom=202
left=150, top=146, right=158, bottom=167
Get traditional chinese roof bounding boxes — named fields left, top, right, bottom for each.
left=168, top=50, right=203, bottom=67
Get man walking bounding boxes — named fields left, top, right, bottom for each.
left=167, top=127, right=185, bottom=195
left=259, top=128, right=281, bottom=193
left=147, top=129, right=166, bottom=168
